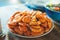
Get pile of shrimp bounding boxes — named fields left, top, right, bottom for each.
left=8, top=10, right=52, bottom=36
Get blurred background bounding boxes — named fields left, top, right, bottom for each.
left=0, top=0, right=22, bottom=7
left=0, top=0, right=60, bottom=7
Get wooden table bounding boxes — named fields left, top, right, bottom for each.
left=0, top=23, right=60, bottom=40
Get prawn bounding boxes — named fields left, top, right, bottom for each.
left=22, top=16, right=31, bottom=23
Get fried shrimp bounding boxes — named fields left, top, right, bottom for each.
left=22, top=16, right=31, bottom=23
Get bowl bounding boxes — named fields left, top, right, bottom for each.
left=7, top=11, right=54, bottom=38
left=44, top=6, right=60, bottom=22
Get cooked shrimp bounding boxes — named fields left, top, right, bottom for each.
left=12, top=12, right=20, bottom=17
left=29, top=21, right=41, bottom=26
left=31, top=27, right=44, bottom=36
left=24, top=31, right=31, bottom=36
left=54, top=6, right=60, bottom=11
left=31, top=11, right=37, bottom=17
left=35, top=12, right=42, bottom=19
left=8, top=24, right=14, bottom=29
left=40, top=19, right=46, bottom=23
left=32, top=16, right=37, bottom=22
left=31, top=26, right=41, bottom=29
left=29, top=21, right=37, bottom=26
left=48, top=22, right=52, bottom=29
left=18, top=23, right=28, bottom=32
left=37, top=21, right=41, bottom=25
left=46, top=18, right=52, bottom=29
left=41, top=22, right=48, bottom=28
left=22, top=16, right=31, bottom=23
left=13, top=15, right=24, bottom=22
left=45, top=27, right=50, bottom=32
left=29, top=16, right=37, bottom=25
left=30, top=26, right=44, bottom=33
left=14, top=26, right=23, bottom=35
left=8, top=21, right=17, bottom=26
left=14, top=14, right=20, bottom=18
left=10, top=29, right=16, bottom=33
left=31, top=31, right=44, bottom=36
left=19, top=26, right=27, bottom=32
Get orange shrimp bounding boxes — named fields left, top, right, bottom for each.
left=10, top=28, right=16, bottom=33
left=8, top=24, right=14, bottom=29
left=30, top=26, right=44, bottom=33
left=31, top=32, right=40, bottom=36
left=29, top=16, right=38, bottom=25
left=54, top=6, right=60, bottom=11
left=13, top=15, right=24, bottom=22
left=24, top=31, right=31, bottom=36
left=12, top=12, right=20, bottom=17
left=31, top=26, right=41, bottom=29
left=29, top=21, right=37, bottom=26
left=45, top=27, right=50, bottom=32
left=8, top=21, right=17, bottom=25
left=18, top=23, right=28, bottom=32
left=41, top=22, right=48, bottom=28
left=22, top=16, right=31, bottom=23
left=46, top=18, right=52, bottom=29
left=35, top=12, right=42, bottom=19
left=31, top=27, right=44, bottom=36
left=14, top=26, right=23, bottom=35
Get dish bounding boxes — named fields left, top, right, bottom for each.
left=45, top=4, right=60, bottom=22
left=7, top=10, right=54, bottom=38
left=47, top=4, right=60, bottom=12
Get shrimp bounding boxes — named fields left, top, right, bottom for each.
left=29, top=16, right=37, bottom=25
left=14, top=26, right=23, bottom=35
left=35, top=12, right=42, bottom=19
left=24, top=31, right=31, bottom=36
left=31, top=26, right=41, bottom=29
left=37, top=21, right=41, bottom=25
left=10, top=28, right=16, bottom=33
left=12, top=12, right=20, bottom=17
left=8, top=24, right=14, bottom=29
left=31, top=11, right=37, bottom=17
left=31, top=27, right=44, bottom=36
left=22, top=16, right=31, bottom=23
left=18, top=23, right=28, bottom=32
left=41, top=22, right=48, bottom=28
left=46, top=18, right=52, bottom=29
left=48, top=22, right=52, bottom=29
left=8, top=21, right=17, bottom=25
left=13, top=15, right=24, bottom=22
left=30, top=26, right=44, bottom=33
left=29, top=21, right=37, bottom=26
left=31, top=32, right=40, bottom=36
left=29, top=21, right=41, bottom=26
left=54, top=6, right=60, bottom=11
left=14, top=14, right=20, bottom=18
left=19, top=26, right=27, bottom=33
left=45, top=27, right=50, bottom=32
left=40, top=18, right=46, bottom=23
left=32, top=16, right=37, bottom=22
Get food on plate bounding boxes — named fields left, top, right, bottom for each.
left=47, top=4, right=60, bottom=12
left=8, top=10, right=52, bottom=36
